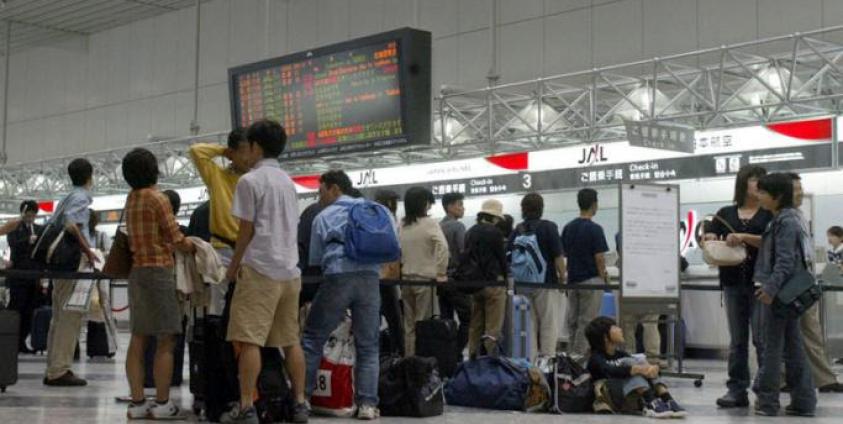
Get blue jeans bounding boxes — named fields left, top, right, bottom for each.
left=723, top=284, right=765, bottom=395
left=754, top=304, right=816, bottom=413
left=302, top=272, right=381, bottom=406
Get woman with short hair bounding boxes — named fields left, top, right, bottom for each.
left=752, top=173, right=816, bottom=417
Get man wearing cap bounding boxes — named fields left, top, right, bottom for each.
left=461, top=199, right=509, bottom=357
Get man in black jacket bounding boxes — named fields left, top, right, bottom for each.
left=6, top=200, right=45, bottom=353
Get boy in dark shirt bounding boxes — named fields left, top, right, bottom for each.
left=586, top=316, right=686, bottom=419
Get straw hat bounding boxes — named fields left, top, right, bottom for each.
left=479, top=199, right=504, bottom=219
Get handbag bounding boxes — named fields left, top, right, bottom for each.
left=30, top=198, right=82, bottom=272
left=700, top=214, right=747, bottom=266
left=103, top=209, right=132, bottom=279
left=770, top=226, right=822, bottom=319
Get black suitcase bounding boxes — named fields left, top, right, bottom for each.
left=415, top=315, right=459, bottom=378
left=202, top=314, right=240, bottom=422
left=188, top=319, right=206, bottom=397
left=30, top=305, right=51, bottom=353
left=0, top=309, right=20, bottom=393
left=86, top=321, right=113, bottom=358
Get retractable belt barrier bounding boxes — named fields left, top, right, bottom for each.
left=2, top=268, right=842, bottom=291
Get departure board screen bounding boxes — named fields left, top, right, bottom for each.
left=229, top=28, right=431, bottom=160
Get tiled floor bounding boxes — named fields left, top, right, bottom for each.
left=1, top=334, right=842, bottom=423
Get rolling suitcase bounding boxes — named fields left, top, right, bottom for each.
left=203, top=283, right=240, bottom=422
left=31, top=305, right=80, bottom=359
left=188, top=315, right=206, bottom=398
left=511, top=294, right=532, bottom=361
left=0, top=308, right=20, bottom=393
left=30, top=305, right=52, bottom=354
left=86, top=321, right=113, bottom=358
left=202, top=314, right=239, bottom=422
left=414, top=305, right=459, bottom=378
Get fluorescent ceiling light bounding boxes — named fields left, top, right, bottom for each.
left=508, top=101, right=567, bottom=133
left=614, top=85, right=677, bottom=121
left=434, top=116, right=470, bottom=145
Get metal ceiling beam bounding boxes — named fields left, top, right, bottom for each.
left=5, top=18, right=89, bottom=36
left=123, top=0, right=180, bottom=11
left=2, top=27, right=843, bottom=212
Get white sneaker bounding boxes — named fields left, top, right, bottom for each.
left=127, top=400, right=154, bottom=420
left=149, top=400, right=187, bottom=420
left=357, top=405, right=380, bottom=420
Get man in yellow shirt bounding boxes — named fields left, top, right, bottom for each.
left=189, top=129, right=251, bottom=313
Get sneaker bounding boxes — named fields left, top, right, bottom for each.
left=667, top=399, right=687, bottom=418
left=643, top=399, right=673, bottom=419
left=127, top=400, right=154, bottom=420
left=785, top=405, right=816, bottom=417
left=43, top=371, right=87, bottom=387
left=357, top=405, right=380, bottom=420
left=754, top=403, right=778, bottom=417
left=149, top=400, right=187, bottom=420
left=819, top=382, right=843, bottom=393
left=292, top=402, right=310, bottom=423
left=220, top=405, right=258, bottom=424
left=715, top=392, right=749, bottom=408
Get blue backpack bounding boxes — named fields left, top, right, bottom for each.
left=510, top=225, right=547, bottom=284
left=338, top=200, right=400, bottom=264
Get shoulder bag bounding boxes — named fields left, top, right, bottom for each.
left=770, top=224, right=821, bottom=319
left=102, top=208, right=133, bottom=279
left=30, top=198, right=82, bottom=272
left=700, top=214, right=747, bottom=267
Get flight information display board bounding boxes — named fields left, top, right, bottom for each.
left=229, top=28, right=431, bottom=160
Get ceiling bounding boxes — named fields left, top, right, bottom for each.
left=0, top=0, right=208, bottom=53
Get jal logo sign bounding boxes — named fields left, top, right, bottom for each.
left=578, top=144, right=608, bottom=166
left=355, top=169, right=379, bottom=186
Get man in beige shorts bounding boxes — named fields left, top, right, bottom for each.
left=221, top=120, right=308, bottom=424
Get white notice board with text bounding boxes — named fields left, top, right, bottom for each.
left=620, top=183, right=680, bottom=299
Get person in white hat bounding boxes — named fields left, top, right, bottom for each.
left=455, top=199, right=509, bottom=357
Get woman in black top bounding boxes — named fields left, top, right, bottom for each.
left=704, top=165, right=773, bottom=408
left=457, top=199, right=508, bottom=357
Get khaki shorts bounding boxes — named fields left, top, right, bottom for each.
left=226, top=265, right=301, bottom=348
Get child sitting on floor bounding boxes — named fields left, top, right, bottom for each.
left=585, top=316, right=687, bottom=419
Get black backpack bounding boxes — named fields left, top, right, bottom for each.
left=453, top=250, right=484, bottom=294
left=549, top=354, right=595, bottom=413
left=379, top=356, right=444, bottom=417
left=255, top=348, right=294, bottom=424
